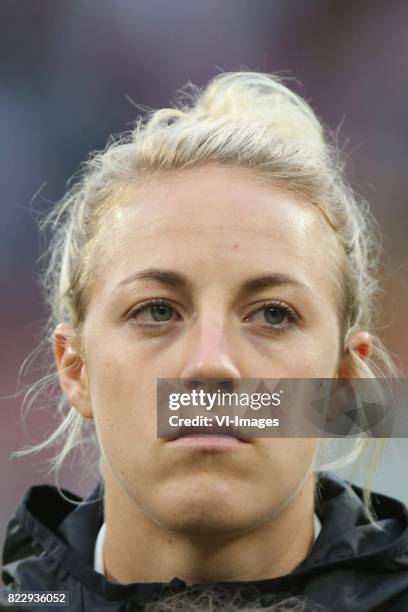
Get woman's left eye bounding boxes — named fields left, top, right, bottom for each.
left=244, top=302, right=299, bottom=329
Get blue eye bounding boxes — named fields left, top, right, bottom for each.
left=129, top=300, right=177, bottom=324
left=246, top=301, right=299, bottom=330
left=264, top=306, right=287, bottom=325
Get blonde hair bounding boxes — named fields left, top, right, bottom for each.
left=144, top=585, right=329, bottom=611
left=14, top=71, right=400, bottom=519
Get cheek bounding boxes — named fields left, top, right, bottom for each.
left=294, top=319, right=341, bottom=377
left=86, top=349, right=157, bottom=458
left=264, top=439, right=317, bottom=480
left=244, top=439, right=317, bottom=518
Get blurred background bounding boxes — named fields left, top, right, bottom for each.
left=1, top=0, right=407, bottom=579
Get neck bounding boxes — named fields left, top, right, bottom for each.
left=102, top=468, right=316, bottom=585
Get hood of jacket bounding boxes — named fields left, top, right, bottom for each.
left=2, top=471, right=408, bottom=612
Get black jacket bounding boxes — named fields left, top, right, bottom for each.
left=1, top=471, right=408, bottom=612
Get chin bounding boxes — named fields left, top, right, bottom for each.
left=151, top=488, right=262, bottom=537
left=160, top=510, right=256, bottom=538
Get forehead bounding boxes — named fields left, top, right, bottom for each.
left=93, top=166, right=340, bottom=301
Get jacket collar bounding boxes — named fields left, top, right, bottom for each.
left=3, top=471, right=408, bottom=606
left=58, top=480, right=104, bottom=566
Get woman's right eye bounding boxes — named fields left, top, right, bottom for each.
left=128, top=300, right=179, bottom=325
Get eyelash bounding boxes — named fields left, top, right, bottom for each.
left=127, top=298, right=300, bottom=332
left=245, top=300, right=300, bottom=330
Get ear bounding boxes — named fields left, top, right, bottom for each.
left=53, top=322, right=93, bottom=419
left=336, top=331, right=373, bottom=378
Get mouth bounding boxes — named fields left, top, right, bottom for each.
left=165, top=425, right=251, bottom=447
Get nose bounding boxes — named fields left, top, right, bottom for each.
left=180, top=316, right=241, bottom=393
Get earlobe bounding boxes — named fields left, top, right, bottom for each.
left=53, top=322, right=93, bottom=419
left=337, top=331, right=373, bottom=378
left=348, top=331, right=373, bottom=361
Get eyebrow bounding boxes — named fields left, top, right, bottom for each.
left=114, top=267, right=311, bottom=295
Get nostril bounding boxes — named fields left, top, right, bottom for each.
left=190, top=379, right=206, bottom=390
left=183, top=378, right=236, bottom=393
left=217, top=378, right=235, bottom=393
left=183, top=379, right=207, bottom=393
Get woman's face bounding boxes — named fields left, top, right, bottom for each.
left=57, top=165, right=348, bottom=535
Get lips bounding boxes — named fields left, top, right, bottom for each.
left=169, top=425, right=249, bottom=442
